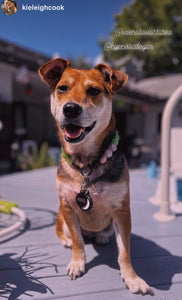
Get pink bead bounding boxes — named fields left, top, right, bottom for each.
left=105, top=149, right=112, bottom=158
left=109, top=144, right=117, bottom=152
left=100, top=155, right=107, bottom=164
left=109, top=145, right=114, bottom=151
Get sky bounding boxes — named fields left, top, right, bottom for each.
left=0, top=0, right=130, bottom=63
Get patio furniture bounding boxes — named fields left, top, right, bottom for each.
left=22, top=140, right=37, bottom=156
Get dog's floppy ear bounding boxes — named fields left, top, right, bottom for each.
left=95, top=63, right=128, bottom=93
left=38, top=58, right=70, bottom=89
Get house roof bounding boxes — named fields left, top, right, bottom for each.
left=127, top=73, right=182, bottom=101
left=0, top=39, right=51, bottom=72
left=1, top=39, right=181, bottom=103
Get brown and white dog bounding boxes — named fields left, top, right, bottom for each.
left=38, top=58, right=153, bottom=295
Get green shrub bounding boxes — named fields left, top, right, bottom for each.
left=18, top=142, right=55, bottom=170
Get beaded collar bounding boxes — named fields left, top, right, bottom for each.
left=61, top=130, right=120, bottom=212
left=61, top=130, right=119, bottom=169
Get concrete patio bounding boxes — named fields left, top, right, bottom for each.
left=0, top=167, right=182, bottom=299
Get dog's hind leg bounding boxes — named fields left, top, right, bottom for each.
left=55, top=206, right=72, bottom=248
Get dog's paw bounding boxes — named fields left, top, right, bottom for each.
left=123, top=275, right=154, bottom=295
left=67, top=258, right=85, bottom=280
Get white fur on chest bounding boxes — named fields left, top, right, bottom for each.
left=100, top=181, right=128, bottom=208
left=57, top=178, right=128, bottom=210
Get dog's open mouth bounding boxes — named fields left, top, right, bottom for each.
left=62, top=122, right=96, bottom=143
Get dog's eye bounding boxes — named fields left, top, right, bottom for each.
left=87, top=87, right=101, bottom=96
left=58, top=85, right=68, bottom=94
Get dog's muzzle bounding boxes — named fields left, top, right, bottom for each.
left=63, top=102, right=82, bottom=119
left=61, top=102, right=96, bottom=143
left=61, top=122, right=96, bottom=143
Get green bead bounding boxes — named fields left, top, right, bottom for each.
left=112, top=132, right=119, bottom=145
left=62, top=148, right=73, bottom=165
left=62, top=152, right=67, bottom=159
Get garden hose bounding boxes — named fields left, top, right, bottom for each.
left=0, top=200, right=27, bottom=238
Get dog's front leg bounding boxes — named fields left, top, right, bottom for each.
left=112, top=195, right=153, bottom=295
left=61, top=199, right=86, bottom=280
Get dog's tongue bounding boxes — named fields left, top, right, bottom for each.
left=65, top=124, right=84, bottom=139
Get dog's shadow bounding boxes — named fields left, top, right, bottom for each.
left=0, top=250, right=55, bottom=300
left=85, top=233, right=182, bottom=291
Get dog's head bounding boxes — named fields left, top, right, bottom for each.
left=39, top=58, right=128, bottom=148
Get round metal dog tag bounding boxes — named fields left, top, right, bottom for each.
left=76, top=191, right=93, bottom=212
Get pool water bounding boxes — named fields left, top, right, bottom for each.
left=177, top=179, right=182, bottom=202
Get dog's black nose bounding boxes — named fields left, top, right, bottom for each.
left=63, top=102, right=82, bottom=119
